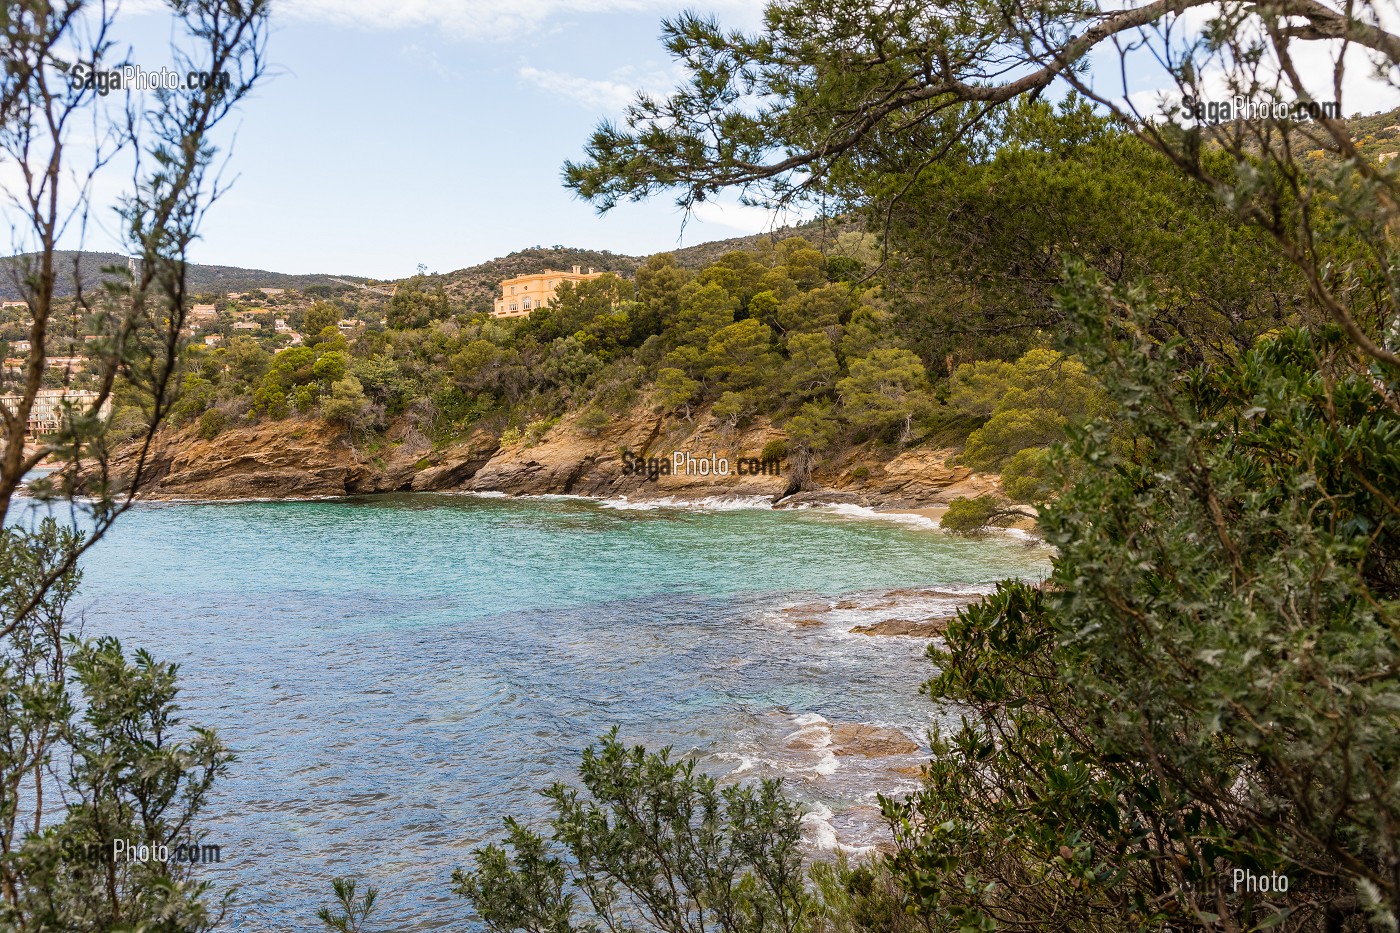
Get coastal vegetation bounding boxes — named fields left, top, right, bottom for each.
left=454, top=0, right=1400, bottom=929
left=0, top=0, right=1395, bottom=927
left=146, top=103, right=1313, bottom=511
left=0, top=0, right=267, bottom=929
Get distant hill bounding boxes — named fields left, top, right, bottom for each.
left=430, top=220, right=850, bottom=313
left=0, top=251, right=369, bottom=300
left=0, top=220, right=849, bottom=306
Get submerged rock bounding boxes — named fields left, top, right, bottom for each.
left=850, top=616, right=952, bottom=637
left=829, top=723, right=920, bottom=757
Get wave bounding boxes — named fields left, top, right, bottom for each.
left=801, top=802, right=875, bottom=855
left=597, top=495, right=776, bottom=512
left=810, top=502, right=943, bottom=530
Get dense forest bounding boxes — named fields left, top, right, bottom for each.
left=146, top=104, right=1323, bottom=519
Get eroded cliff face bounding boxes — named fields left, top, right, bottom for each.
left=123, top=402, right=996, bottom=507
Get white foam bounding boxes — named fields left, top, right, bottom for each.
left=598, top=495, right=774, bottom=512
left=816, top=503, right=943, bottom=530
left=801, top=803, right=875, bottom=855
left=713, top=752, right=763, bottom=775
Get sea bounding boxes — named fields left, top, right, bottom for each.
left=56, top=492, right=1052, bottom=931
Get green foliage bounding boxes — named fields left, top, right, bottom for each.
left=712, top=390, right=756, bottom=427
left=881, top=100, right=1303, bottom=361
left=0, top=523, right=232, bottom=931
left=781, top=332, right=839, bottom=402
left=836, top=348, right=928, bottom=442
left=760, top=439, right=788, bottom=462
left=455, top=729, right=812, bottom=933
left=654, top=367, right=701, bottom=419
left=950, top=348, right=1105, bottom=470
left=938, top=496, right=1031, bottom=535
left=807, top=860, right=926, bottom=933
left=960, top=407, right=1064, bottom=472
left=670, top=281, right=739, bottom=353
left=170, top=374, right=216, bottom=427
left=317, top=877, right=379, bottom=933
left=576, top=406, right=611, bottom=437
left=197, top=408, right=228, bottom=440
left=893, top=301, right=1400, bottom=928
left=998, top=447, right=1052, bottom=503
left=938, top=497, right=997, bottom=535
left=706, top=319, right=777, bottom=391
left=312, top=350, right=348, bottom=385
left=387, top=276, right=449, bottom=329
left=252, top=383, right=288, bottom=419
left=784, top=402, right=838, bottom=454
left=322, top=376, right=369, bottom=429
left=304, top=302, right=342, bottom=342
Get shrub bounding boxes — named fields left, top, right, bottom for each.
left=961, top=408, right=1064, bottom=471
left=454, top=730, right=812, bottom=933
left=197, top=409, right=228, bottom=441
left=1000, top=446, right=1052, bottom=502
left=949, top=348, right=1106, bottom=469
left=576, top=406, right=610, bottom=437
left=939, top=495, right=1032, bottom=534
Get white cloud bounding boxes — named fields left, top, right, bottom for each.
left=272, top=0, right=760, bottom=41
left=690, top=199, right=814, bottom=236
left=518, top=66, right=640, bottom=111
left=518, top=63, right=684, bottom=112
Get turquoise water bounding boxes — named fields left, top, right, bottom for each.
left=70, top=493, right=1049, bottom=931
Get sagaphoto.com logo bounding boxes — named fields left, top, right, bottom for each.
left=59, top=61, right=231, bottom=96
left=1180, top=94, right=1340, bottom=124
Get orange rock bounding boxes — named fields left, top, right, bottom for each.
left=829, top=723, right=919, bottom=757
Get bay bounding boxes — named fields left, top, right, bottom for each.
left=69, top=493, right=1049, bottom=931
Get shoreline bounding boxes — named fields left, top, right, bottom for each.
left=107, top=485, right=1045, bottom=541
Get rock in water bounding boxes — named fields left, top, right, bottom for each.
left=849, top=617, right=951, bottom=637
left=829, top=723, right=920, bottom=757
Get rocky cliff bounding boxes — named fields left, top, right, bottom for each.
left=121, top=402, right=998, bottom=508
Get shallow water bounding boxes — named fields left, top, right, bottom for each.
left=65, top=493, right=1050, bottom=931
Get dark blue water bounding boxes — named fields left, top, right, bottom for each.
left=70, top=493, right=1048, bottom=931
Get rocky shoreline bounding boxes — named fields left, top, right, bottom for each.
left=114, top=403, right=1004, bottom=510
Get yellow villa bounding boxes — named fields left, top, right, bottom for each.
left=492, top=265, right=605, bottom=318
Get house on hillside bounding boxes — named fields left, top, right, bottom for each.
left=232, top=320, right=260, bottom=331
left=259, top=287, right=285, bottom=297
left=189, top=303, right=218, bottom=321
left=1, top=301, right=28, bottom=311
left=46, top=356, right=85, bottom=374
left=491, top=265, right=605, bottom=319
left=0, top=388, right=110, bottom=437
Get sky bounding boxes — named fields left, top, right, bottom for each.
left=34, top=0, right=1400, bottom=280
left=90, top=0, right=783, bottom=279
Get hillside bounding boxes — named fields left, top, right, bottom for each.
left=0, top=251, right=370, bottom=300
left=429, top=220, right=850, bottom=312
left=0, top=220, right=847, bottom=306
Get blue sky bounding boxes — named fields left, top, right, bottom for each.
left=105, top=0, right=781, bottom=279
left=63, top=0, right=1400, bottom=280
